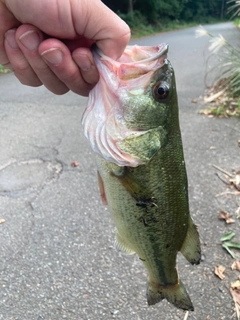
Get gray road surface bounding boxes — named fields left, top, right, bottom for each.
left=0, top=22, right=240, bottom=320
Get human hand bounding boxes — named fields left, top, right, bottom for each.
left=0, top=0, right=130, bottom=96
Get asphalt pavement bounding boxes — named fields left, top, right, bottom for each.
left=0, top=22, right=240, bottom=320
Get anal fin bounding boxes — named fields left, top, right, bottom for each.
left=180, top=218, right=201, bottom=265
left=114, top=231, right=135, bottom=255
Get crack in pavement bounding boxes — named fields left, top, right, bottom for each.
left=0, top=158, right=63, bottom=198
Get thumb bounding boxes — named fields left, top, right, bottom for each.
left=72, top=0, right=131, bottom=60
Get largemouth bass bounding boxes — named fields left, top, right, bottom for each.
left=82, top=44, right=201, bottom=311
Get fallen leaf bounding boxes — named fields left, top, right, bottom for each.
left=221, top=231, right=235, bottom=242
left=214, top=265, right=226, bottom=280
left=191, top=99, right=197, bottom=103
left=231, top=290, right=240, bottom=308
left=218, top=210, right=235, bottom=224
left=0, top=219, right=5, bottom=224
left=204, top=90, right=225, bottom=103
left=222, top=242, right=236, bottom=259
left=225, top=241, right=240, bottom=250
left=232, top=261, right=240, bottom=271
left=232, top=280, right=240, bottom=289
left=230, top=173, right=240, bottom=191
left=231, top=285, right=240, bottom=319
left=71, top=161, right=80, bottom=167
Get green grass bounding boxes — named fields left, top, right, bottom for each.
left=200, top=100, right=240, bottom=117
left=0, top=64, right=10, bottom=74
left=234, top=18, right=240, bottom=27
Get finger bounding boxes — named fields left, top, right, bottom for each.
left=0, top=1, right=20, bottom=64
left=39, top=39, right=97, bottom=96
left=5, top=28, right=42, bottom=86
left=72, top=47, right=99, bottom=86
left=15, top=25, right=69, bottom=94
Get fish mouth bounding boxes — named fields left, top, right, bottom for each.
left=93, top=43, right=168, bottom=65
left=92, top=43, right=168, bottom=82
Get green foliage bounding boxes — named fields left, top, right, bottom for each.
left=103, top=0, right=230, bottom=23
left=233, top=18, right=240, bottom=26
left=227, top=0, right=240, bottom=17
left=117, top=11, right=155, bottom=37
left=118, top=10, right=197, bottom=38
left=221, top=231, right=240, bottom=259
left=103, top=0, right=231, bottom=40
left=118, top=10, right=147, bottom=29
left=0, top=65, right=10, bottom=74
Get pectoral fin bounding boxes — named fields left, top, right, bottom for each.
left=111, top=167, right=156, bottom=205
left=97, top=171, right=108, bottom=205
left=117, top=127, right=167, bottom=163
left=180, top=218, right=201, bottom=265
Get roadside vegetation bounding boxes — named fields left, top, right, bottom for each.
left=0, top=64, right=10, bottom=74
left=198, top=0, right=240, bottom=117
left=104, top=0, right=230, bottom=37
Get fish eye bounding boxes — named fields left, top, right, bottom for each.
left=153, top=81, right=170, bottom=100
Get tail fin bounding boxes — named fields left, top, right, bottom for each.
left=147, top=279, right=194, bottom=311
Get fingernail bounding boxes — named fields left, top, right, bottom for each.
left=41, top=48, right=63, bottom=66
left=19, top=30, right=40, bottom=50
left=74, top=54, right=92, bottom=71
left=5, top=30, right=18, bottom=49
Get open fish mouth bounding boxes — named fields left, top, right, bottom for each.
left=92, top=43, right=168, bottom=81
left=82, top=43, right=169, bottom=167
left=94, top=43, right=168, bottom=63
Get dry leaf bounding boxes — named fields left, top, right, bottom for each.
left=191, top=99, right=197, bottom=103
left=214, top=265, right=226, bottom=280
left=204, top=90, right=225, bottom=103
left=232, top=280, right=240, bottom=289
left=232, top=261, right=240, bottom=271
left=231, top=280, right=240, bottom=306
left=71, top=161, right=80, bottom=167
left=0, top=219, right=5, bottom=224
left=218, top=210, right=235, bottom=224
